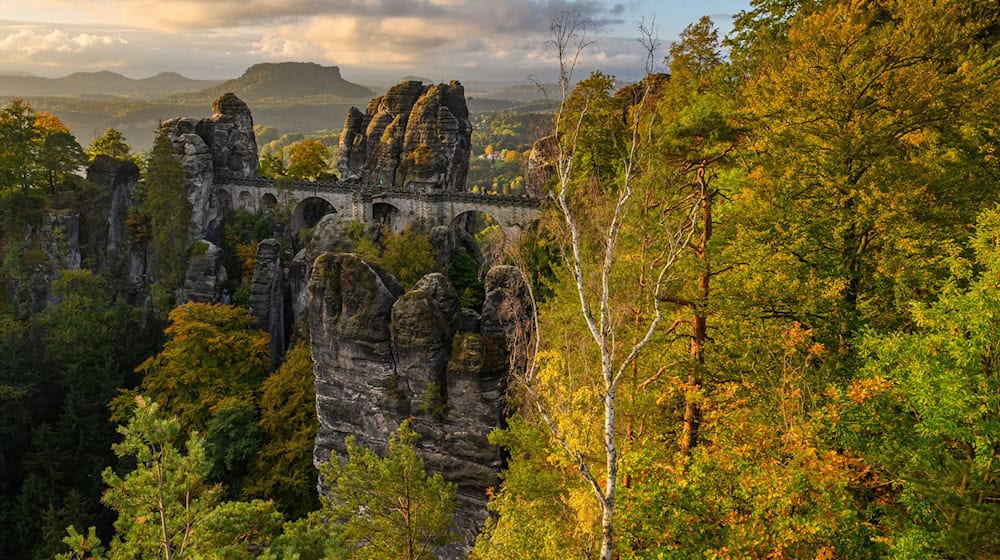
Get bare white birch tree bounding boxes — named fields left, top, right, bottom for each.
left=506, top=13, right=703, bottom=560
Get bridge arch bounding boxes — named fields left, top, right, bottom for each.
left=261, top=192, right=278, bottom=210
left=237, top=190, right=253, bottom=211
left=293, top=196, right=337, bottom=231
left=450, top=210, right=507, bottom=260
left=372, top=202, right=403, bottom=233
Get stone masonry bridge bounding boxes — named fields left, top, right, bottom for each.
left=216, top=176, right=541, bottom=237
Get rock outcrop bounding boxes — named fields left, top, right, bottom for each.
left=249, top=239, right=286, bottom=370
left=85, top=156, right=148, bottom=302
left=181, top=240, right=228, bottom=304
left=197, top=93, right=259, bottom=179
left=338, top=81, right=471, bottom=192
left=525, top=134, right=558, bottom=197
left=308, top=254, right=532, bottom=556
left=161, top=93, right=257, bottom=240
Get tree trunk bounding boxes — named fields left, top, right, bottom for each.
left=601, top=376, right=617, bottom=560
left=681, top=164, right=712, bottom=456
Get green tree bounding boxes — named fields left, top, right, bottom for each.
left=39, top=131, right=86, bottom=193
left=60, top=398, right=288, bottom=560
left=378, top=226, right=436, bottom=289
left=0, top=99, right=41, bottom=192
left=842, top=207, right=1000, bottom=558
left=243, top=341, right=320, bottom=518
left=144, top=127, right=192, bottom=301
left=731, top=0, right=1000, bottom=345
left=101, top=396, right=221, bottom=560
left=131, top=303, right=269, bottom=433
left=320, top=421, right=457, bottom=560
left=257, top=151, right=285, bottom=179
left=286, top=140, right=330, bottom=180
left=87, top=128, right=131, bottom=161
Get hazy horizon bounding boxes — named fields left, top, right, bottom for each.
left=0, top=1, right=750, bottom=85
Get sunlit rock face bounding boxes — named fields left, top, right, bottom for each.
left=197, top=93, right=259, bottom=179
left=338, top=80, right=472, bottom=192
left=161, top=93, right=257, bottom=240
left=307, top=254, right=532, bottom=557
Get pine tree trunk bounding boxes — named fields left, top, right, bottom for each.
left=681, top=165, right=712, bottom=455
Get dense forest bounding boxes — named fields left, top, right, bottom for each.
left=2, top=1, right=1000, bottom=559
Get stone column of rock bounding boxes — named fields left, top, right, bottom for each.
left=85, top=155, right=146, bottom=301
left=307, top=253, right=406, bottom=465
left=161, top=93, right=258, bottom=242
left=161, top=118, right=215, bottom=240
left=308, top=255, right=533, bottom=557
left=337, top=80, right=471, bottom=192
left=196, top=93, right=259, bottom=179
left=249, top=239, right=286, bottom=370
left=338, top=106, right=368, bottom=180
left=181, top=241, right=228, bottom=304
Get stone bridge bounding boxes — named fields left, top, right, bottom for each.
left=216, top=176, right=541, bottom=237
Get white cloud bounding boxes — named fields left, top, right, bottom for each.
left=0, top=0, right=692, bottom=82
left=0, top=26, right=128, bottom=68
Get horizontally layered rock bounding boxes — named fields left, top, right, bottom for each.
left=338, top=80, right=471, bottom=191
left=181, top=240, right=227, bottom=304
left=308, top=254, right=531, bottom=555
left=161, top=93, right=257, bottom=240
left=196, top=93, right=259, bottom=178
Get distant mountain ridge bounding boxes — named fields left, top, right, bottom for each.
left=175, top=62, right=373, bottom=103
left=0, top=70, right=221, bottom=99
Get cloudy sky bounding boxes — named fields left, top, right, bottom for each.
left=1, top=0, right=751, bottom=84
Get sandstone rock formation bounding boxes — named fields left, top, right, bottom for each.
left=86, top=155, right=140, bottom=259
left=161, top=93, right=257, bottom=240
left=197, top=93, right=259, bottom=178
left=525, top=134, right=558, bottom=197
left=338, top=81, right=471, bottom=192
left=85, top=156, right=148, bottom=302
left=181, top=240, right=228, bottom=304
left=308, top=254, right=532, bottom=555
left=249, top=239, right=287, bottom=370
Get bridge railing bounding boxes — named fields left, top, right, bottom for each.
left=215, top=175, right=543, bottom=208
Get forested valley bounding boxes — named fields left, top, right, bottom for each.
left=2, top=1, right=1000, bottom=559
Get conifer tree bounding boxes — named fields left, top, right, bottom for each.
left=321, top=421, right=456, bottom=560
left=87, top=128, right=131, bottom=161
left=144, top=127, right=192, bottom=302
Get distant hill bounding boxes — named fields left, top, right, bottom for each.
left=0, top=71, right=221, bottom=99
left=175, top=62, right=373, bottom=103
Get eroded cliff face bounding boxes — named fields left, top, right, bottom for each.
left=161, top=93, right=257, bottom=240
left=307, top=254, right=531, bottom=556
left=85, top=155, right=148, bottom=303
left=338, top=80, right=471, bottom=191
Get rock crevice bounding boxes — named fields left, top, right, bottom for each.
left=307, top=254, right=532, bottom=556
left=338, top=81, right=471, bottom=192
